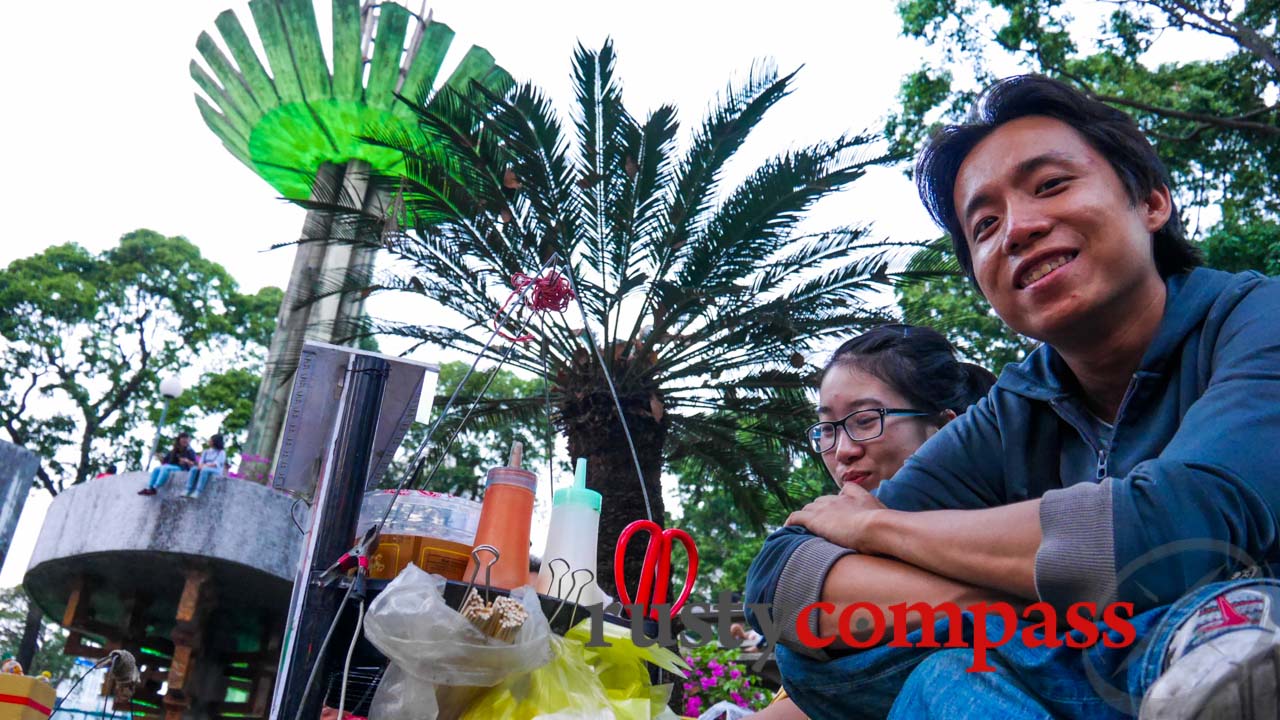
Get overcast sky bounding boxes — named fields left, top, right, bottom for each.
left=0, top=0, right=944, bottom=294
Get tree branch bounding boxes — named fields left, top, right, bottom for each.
left=75, top=313, right=154, bottom=487
left=1091, top=93, right=1280, bottom=136
left=964, top=2, right=1280, bottom=138
left=1153, top=0, right=1280, bottom=77
left=2, top=414, right=58, bottom=496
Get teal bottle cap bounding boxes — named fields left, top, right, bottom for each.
left=553, top=457, right=601, bottom=512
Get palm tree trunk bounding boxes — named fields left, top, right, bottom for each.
left=560, top=354, right=668, bottom=604
left=571, top=423, right=666, bottom=605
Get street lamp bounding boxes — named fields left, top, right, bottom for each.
left=144, top=375, right=184, bottom=471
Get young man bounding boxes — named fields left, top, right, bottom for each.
left=746, top=75, right=1280, bottom=719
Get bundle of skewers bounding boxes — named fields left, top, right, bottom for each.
left=459, top=588, right=528, bottom=643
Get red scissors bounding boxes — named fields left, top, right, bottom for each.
left=613, top=519, right=699, bottom=620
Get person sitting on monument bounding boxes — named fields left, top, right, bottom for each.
left=139, top=432, right=196, bottom=496
left=184, top=433, right=227, bottom=499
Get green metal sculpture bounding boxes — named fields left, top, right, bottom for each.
left=192, top=0, right=512, bottom=469
left=193, top=0, right=511, bottom=199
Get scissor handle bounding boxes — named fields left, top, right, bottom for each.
left=614, top=520, right=662, bottom=614
left=661, top=528, right=699, bottom=617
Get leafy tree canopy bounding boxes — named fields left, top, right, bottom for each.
left=307, top=40, right=927, bottom=594
left=0, top=230, right=280, bottom=493
left=675, top=458, right=831, bottom=597
left=0, top=586, right=73, bottom=681
left=889, top=0, right=1279, bottom=230
left=387, top=361, right=552, bottom=499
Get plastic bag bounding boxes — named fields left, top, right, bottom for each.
left=363, top=564, right=553, bottom=720
left=569, top=620, right=687, bottom=720
left=696, top=701, right=753, bottom=720
left=459, top=633, right=612, bottom=719
left=461, top=618, right=690, bottom=720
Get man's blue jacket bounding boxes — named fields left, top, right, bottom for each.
left=746, top=268, right=1280, bottom=650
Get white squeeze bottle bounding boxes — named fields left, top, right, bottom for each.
left=536, top=458, right=603, bottom=605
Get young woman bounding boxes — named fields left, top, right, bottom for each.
left=750, top=324, right=996, bottom=719
left=809, top=324, right=996, bottom=492
left=184, top=433, right=227, bottom=499
left=140, top=432, right=197, bottom=496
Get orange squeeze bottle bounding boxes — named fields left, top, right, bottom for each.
left=465, top=443, right=536, bottom=590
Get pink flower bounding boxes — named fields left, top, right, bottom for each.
left=683, top=683, right=695, bottom=694
left=729, top=668, right=742, bottom=679
left=711, top=664, right=724, bottom=678
left=731, top=692, right=745, bottom=706
left=701, top=677, right=716, bottom=690
left=685, top=697, right=702, bottom=715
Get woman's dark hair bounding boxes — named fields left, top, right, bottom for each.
left=209, top=433, right=225, bottom=451
left=824, top=324, right=996, bottom=419
left=170, top=432, right=191, bottom=454
left=915, top=74, right=1201, bottom=282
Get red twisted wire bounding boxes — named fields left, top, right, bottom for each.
left=495, top=271, right=575, bottom=342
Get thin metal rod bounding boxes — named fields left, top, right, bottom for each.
left=557, top=262, right=655, bottom=523
left=414, top=304, right=539, bottom=490
left=542, top=314, right=554, bottom=499
left=371, top=253, right=560, bottom=533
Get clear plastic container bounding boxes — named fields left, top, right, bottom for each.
left=357, top=490, right=482, bottom=581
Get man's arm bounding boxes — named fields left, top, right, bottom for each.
left=745, top=525, right=1012, bottom=654
left=782, top=486, right=1040, bottom=614
left=858, top=499, right=1042, bottom=600
left=815, top=553, right=1017, bottom=642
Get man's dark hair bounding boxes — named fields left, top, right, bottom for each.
left=915, top=75, right=1201, bottom=281
left=824, top=324, right=997, bottom=418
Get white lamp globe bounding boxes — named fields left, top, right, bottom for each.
left=159, top=375, right=184, bottom=399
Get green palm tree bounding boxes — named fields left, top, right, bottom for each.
left=311, top=41, right=916, bottom=595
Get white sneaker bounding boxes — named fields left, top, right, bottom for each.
left=190, top=490, right=201, bottom=499
left=1140, top=586, right=1280, bottom=719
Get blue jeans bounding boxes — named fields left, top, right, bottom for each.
left=148, top=464, right=182, bottom=489
left=186, top=468, right=220, bottom=494
left=777, top=579, right=1280, bottom=719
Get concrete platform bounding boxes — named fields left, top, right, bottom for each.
left=24, top=470, right=303, bottom=654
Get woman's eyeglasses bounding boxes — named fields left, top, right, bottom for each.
left=806, top=408, right=932, bottom=453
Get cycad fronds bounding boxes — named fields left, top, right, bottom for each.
left=302, top=41, right=914, bottom=534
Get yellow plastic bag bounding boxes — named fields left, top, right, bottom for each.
left=459, top=633, right=609, bottom=719
left=570, top=621, right=688, bottom=720
left=460, top=619, right=689, bottom=720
